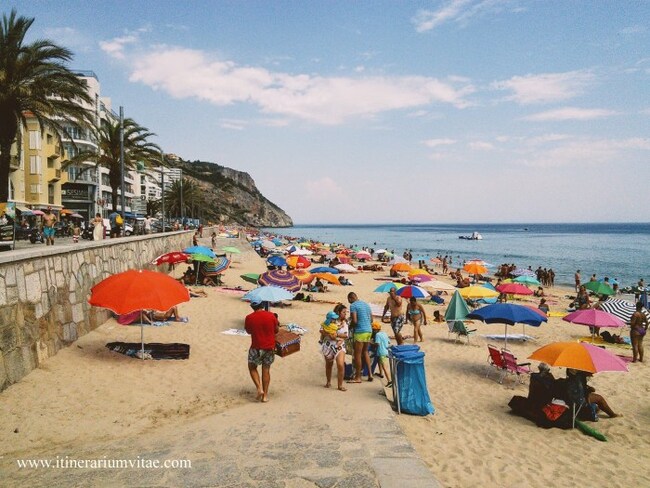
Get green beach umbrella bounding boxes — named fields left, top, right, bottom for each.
left=445, top=290, right=471, bottom=322
left=189, top=253, right=215, bottom=263
left=240, top=273, right=260, bottom=285
left=584, top=281, right=615, bottom=296
left=222, top=246, right=241, bottom=254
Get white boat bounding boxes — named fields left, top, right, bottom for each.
left=459, top=232, right=483, bottom=240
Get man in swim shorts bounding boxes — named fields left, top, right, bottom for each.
left=42, top=206, right=57, bottom=246
left=382, top=286, right=405, bottom=345
left=347, top=292, right=373, bottom=383
left=245, top=300, right=279, bottom=402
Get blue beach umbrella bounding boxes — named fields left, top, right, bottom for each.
left=514, top=275, right=541, bottom=286
left=374, top=282, right=405, bottom=293
left=184, top=246, right=216, bottom=258
left=243, top=286, right=294, bottom=303
left=267, top=255, right=287, bottom=267
left=468, top=303, right=547, bottom=347
left=311, top=266, right=339, bottom=274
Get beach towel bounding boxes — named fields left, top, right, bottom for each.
left=106, top=342, right=190, bottom=360
left=222, top=328, right=250, bottom=336
left=285, top=323, right=308, bottom=335
left=117, top=311, right=142, bottom=325
left=481, top=333, right=535, bottom=342
left=214, top=288, right=248, bottom=295
left=578, top=337, right=632, bottom=349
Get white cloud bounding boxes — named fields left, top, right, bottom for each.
left=469, top=141, right=495, bottom=150
left=527, top=133, right=571, bottom=145
left=412, top=0, right=472, bottom=32
left=423, top=138, right=457, bottom=148
left=518, top=137, right=650, bottom=168
left=412, top=0, right=521, bottom=32
left=304, top=177, right=344, bottom=199
left=99, top=34, right=138, bottom=60
left=524, top=107, right=617, bottom=121
left=220, top=120, right=246, bottom=130
left=123, top=46, right=474, bottom=125
left=492, top=70, right=594, bottom=105
left=620, top=25, right=646, bottom=35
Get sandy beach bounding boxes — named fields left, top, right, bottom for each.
left=1, top=232, right=649, bottom=487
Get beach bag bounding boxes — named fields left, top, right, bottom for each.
left=116, top=214, right=123, bottom=225
left=344, top=363, right=354, bottom=380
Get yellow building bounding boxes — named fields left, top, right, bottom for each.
left=9, top=116, right=68, bottom=214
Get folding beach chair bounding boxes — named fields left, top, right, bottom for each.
left=501, top=349, right=531, bottom=387
left=448, top=321, right=476, bottom=344
left=486, top=344, right=506, bottom=383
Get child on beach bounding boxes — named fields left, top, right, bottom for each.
left=320, top=311, right=344, bottom=352
left=372, top=324, right=392, bottom=387
left=211, top=231, right=217, bottom=248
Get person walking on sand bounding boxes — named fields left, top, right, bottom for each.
left=245, top=300, right=279, bottom=402
left=382, top=286, right=405, bottom=345
left=42, top=206, right=57, bottom=246
left=630, top=301, right=648, bottom=363
left=406, top=296, right=427, bottom=343
left=575, top=270, right=581, bottom=293
left=347, top=292, right=373, bottom=383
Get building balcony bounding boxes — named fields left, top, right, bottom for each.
left=47, top=168, right=62, bottom=182
left=10, top=155, right=21, bottom=172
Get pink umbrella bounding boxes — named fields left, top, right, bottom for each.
left=31, top=209, right=45, bottom=216
left=355, top=251, right=372, bottom=260
left=496, top=283, right=534, bottom=296
left=563, top=308, right=626, bottom=341
left=410, top=274, right=434, bottom=283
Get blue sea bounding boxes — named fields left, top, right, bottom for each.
left=262, top=223, right=650, bottom=288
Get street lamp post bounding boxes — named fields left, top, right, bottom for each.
left=179, top=168, right=183, bottom=228
left=119, top=106, right=125, bottom=236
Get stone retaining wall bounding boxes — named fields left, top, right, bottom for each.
left=0, top=231, right=193, bottom=392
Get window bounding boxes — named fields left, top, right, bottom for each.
left=30, top=184, right=42, bottom=194
left=29, top=155, right=42, bottom=174
left=29, top=130, right=41, bottom=149
left=46, top=134, right=53, bottom=144
left=64, top=144, right=80, bottom=158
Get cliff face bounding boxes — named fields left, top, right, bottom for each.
left=176, top=159, right=293, bottom=228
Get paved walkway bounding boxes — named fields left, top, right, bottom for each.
left=5, top=383, right=440, bottom=487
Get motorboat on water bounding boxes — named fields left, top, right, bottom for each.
left=459, top=231, right=483, bottom=240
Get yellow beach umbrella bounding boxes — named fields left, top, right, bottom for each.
left=408, top=269, right=431, bottom=277
left=459, top=285, right=500, bottom=299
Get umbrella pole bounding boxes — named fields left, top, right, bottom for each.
left=504, top=323, right=508, bottom=349
left=140, top=311, right=145, bottom=361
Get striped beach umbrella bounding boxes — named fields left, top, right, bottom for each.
left=258, top=269, right=302, bottom=292
left=286, top=255, right=311, bottom=269
left=598, top=298, right=650, bottom=324
left=395, top=285, right=430, bottom=299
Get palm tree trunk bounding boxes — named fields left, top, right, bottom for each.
left=0, top=141, right=12, bottom=203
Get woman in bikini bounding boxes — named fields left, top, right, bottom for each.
left=630, top=301, right=649, bottom=362
left=405, top=297, right=427, bottom=343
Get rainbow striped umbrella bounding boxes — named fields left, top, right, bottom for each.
left=258, top=269, right=302, bottom=292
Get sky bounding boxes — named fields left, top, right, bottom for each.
left=5, top=1, right=650, bottom=224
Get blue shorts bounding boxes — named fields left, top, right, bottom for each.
left=43, top=227, right=55, bottom=238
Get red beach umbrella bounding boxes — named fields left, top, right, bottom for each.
left=152, top=252, right=189, bottom=266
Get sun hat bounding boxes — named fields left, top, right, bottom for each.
left=325, top=311, right=339, bottom=325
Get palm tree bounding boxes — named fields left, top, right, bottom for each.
left=65, top=118, right=160, bottom=211
left=164, top=177, right=204, bottom=221
left=0, top=9, right=94, bottom=202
